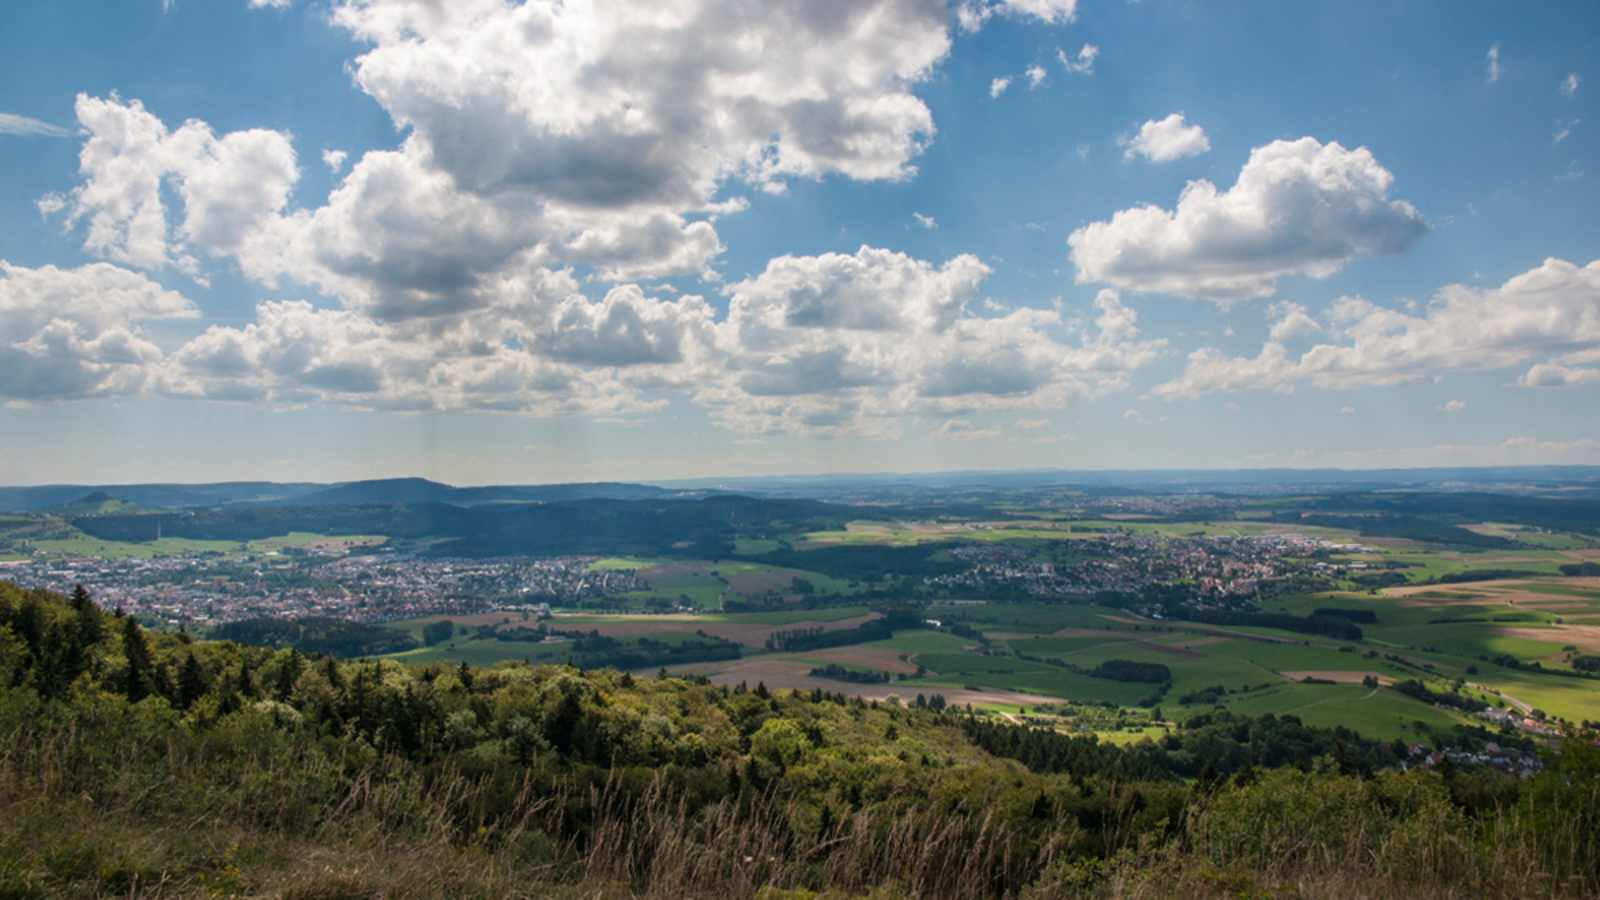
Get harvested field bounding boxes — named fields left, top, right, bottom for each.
left=800, top=645, right=921, bottom=675
left=1386, top=577, right=1600, bottom=599
left=1499, top=625, right=1600, bottom=653
left=1502, top=597, right=1589, bottom=609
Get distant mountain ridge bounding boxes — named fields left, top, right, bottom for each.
left=283, top=478, right=693, bottom=507
left=6, top=464, right=1600, bottom=513
left=0, top=478, right=705, bottom=513
left=0, top=481, right=325, bottom=513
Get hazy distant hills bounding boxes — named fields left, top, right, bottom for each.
left=0, top=477, right=697, bottom=513
left=661, top=465, right=1600, bottom=497
left=5, top=465, right=1599, bottom=514
left=0, top=481, right=325, bottom=512
left=284, top=477, right=691, bottom=507
left=64, top=493, right=854, bottom=559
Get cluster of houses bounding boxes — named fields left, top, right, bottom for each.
left=6, top=551, right=645, bottom=629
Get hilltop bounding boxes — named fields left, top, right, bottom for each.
left=2, top=581, right=1598, bottom=898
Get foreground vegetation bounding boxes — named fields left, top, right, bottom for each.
left=3, top=581, right=1600, bottom=898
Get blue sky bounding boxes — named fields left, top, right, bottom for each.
left=1, top=0, right=1596, bottom=485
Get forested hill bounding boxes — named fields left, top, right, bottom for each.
left=68, top=493, right=852, bottom=556
left=2, top=580, right=1599, bottom=898
left=276, top=477, right=695, bottom=507
left=0, top=477, right=702, bottom=513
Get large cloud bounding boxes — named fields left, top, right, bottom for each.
left=1069, top=137, right=1428, bottom=301
left=0, top=261, right=198, bottom=401
left=1154, top=257, right=1600, bottom=397
left=45, top=94, right=297, bottom=276
left=707, top=248, right=1165, bottom=435
left=50, top=1, right=966, bottom=320
left=332, top=0, right=948, bottom=203
left=165, top=275, right=717, bottom=415
left=31, top=4, right=1140, bottom=429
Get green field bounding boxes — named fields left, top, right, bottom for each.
left=9, top=499, right=1597, bottom=746
left=1212, top=683, right=1467, bottom=742
left=29, top=535, right=243, bottom=559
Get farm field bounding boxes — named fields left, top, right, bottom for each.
left=29, top=535, right=243, bottom=559
left=586, top=557, right=859, bottom=610
left=10, top=487, right=1596, bottom=749
left=380, top=544, right=1600, bottom=742
left=390, top=606, right=879, bottom=650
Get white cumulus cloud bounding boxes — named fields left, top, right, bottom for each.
left=1120, top=113, right=1210, bottom=163
left=1154, top=257, right=1600, bottom=397
left=0, top=261, right=198, bottom=401
left=47, top=94, right=298, bottom=273
left=1069, top=137, right=1428, bottom=301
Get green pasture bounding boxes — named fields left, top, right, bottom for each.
left=1210, top=683, right=1467, bottom=742
left=30, top=535, right=241, bottom=559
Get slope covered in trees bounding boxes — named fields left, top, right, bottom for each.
left=1, top=580, right=1598, bottom=898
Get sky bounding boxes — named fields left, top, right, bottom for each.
left=0, top=0, right=1597, bottom=486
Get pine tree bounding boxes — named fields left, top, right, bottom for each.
left=72, top=587, right=104, bottom=650
left=237, top=655, right=257, bottom=699
left=177, top=652, right=208, bottom=710
left=121, top=616, right=154, bottom=703
left=323, top=656, right=344, bottom=691
left=275, top=650, right=302, bottom=700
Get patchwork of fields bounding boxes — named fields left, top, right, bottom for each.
left=381, top=561, right=1600, bottom=741
left=9, top=493, right=1598, bottom=745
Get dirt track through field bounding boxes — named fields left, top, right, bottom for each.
left=548, top=612, right=881, bottom=648
left=1279, top=670, right=1394, bottom=686
left=1052, top=627, right=1136, bottom=639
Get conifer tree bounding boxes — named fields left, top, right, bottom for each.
left=237, top=655, right=257, bottom=699
left=323, top=656, right=344, bottom=691
left=177, top=652, right=208, bottom=710
left=72, top=586, right=104, bottom=650
left=120, top=615, right=154, bottom=703
left=276, top=649, right=303, bottom=700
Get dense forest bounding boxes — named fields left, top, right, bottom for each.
left=70, top=494, right=858, bottom=558
left=2, top=580, right=1598, bottom=898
